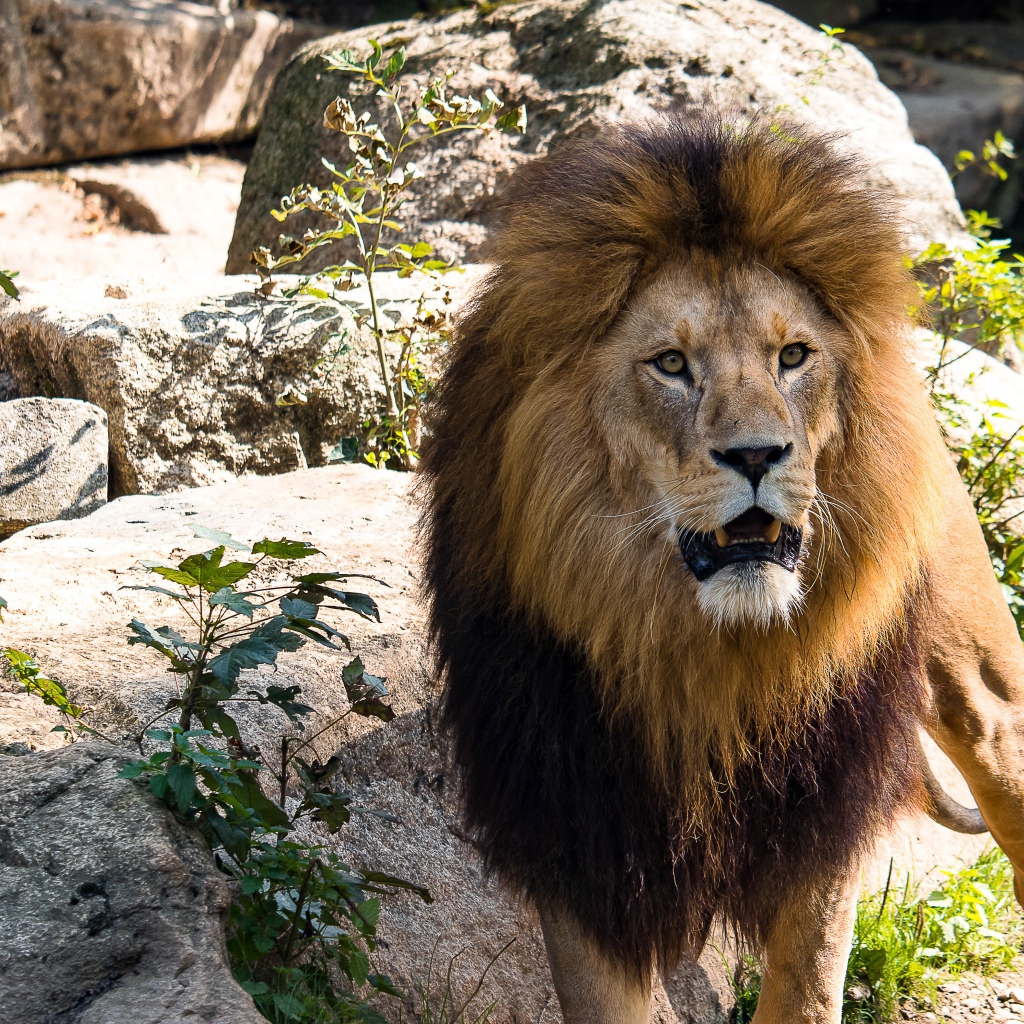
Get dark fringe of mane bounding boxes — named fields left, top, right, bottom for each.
left=436, top=603, right=924, bottom=975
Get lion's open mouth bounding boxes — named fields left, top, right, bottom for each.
left=679, top=507, right=803, bottom=581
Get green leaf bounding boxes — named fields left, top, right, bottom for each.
left=225, top=770, right=291, bottom=830
left=349, top=948, right=370, bottom=986
left=496, top=104, right=527, bottom=134
left=252, top=538, right=322, bottom=560
left=0, top=269, right=19, bottom=299
left=384, top=46, right=406, bottom=79
left=204, top=805, right=251, bottom=861
left=175, top=548, right=256, bottom=593
left=191, top=525, right=251, bottom=552
left=280, top=596, right=318, bottom=620
left=209, top=587, right=258, bottom=618
left=240, top=875, right=264, bottom=895
left=208, top=617, right=302, bottom=685
left=166, top=763, right=197, bottom=809
left=150, top=565, right=203, bottom=587
left=270, top=993, right=305, bottom=1018
left=351, top=696, right=396, bottom=722
left=252, top=684, right=316, bottom=725
left=305, top=790, right=353, bottom=832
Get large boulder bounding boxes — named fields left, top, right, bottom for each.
left=0, top=397, right=108, bottom=537
left=0, top=273, right=453, bottom=495
left=0, top=743, right=264, bottom=1024
left=226, top=0, right=965, bottom=274
left=0, top=0, right=328, bottom=170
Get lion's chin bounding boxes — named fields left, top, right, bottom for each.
left=696, top=561, right=804, bottom=632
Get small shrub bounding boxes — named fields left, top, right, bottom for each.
left=252, top=40, right=525, bottom=470
left=115, top=526, right=431, bottom=1023
left=1, top=528, right=431, bottom=1024
left=912, top=211, right=1024, bottom=638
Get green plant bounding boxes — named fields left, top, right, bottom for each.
left=955, top=131, right=1017, bottom=184
left=251, top=40, right=525, bottom=469
left=726, top=953, right=761, bottom=1024
left=116, top=525, right=431, bottom=1023
left=843, top=849, right=1022, bottom=1021
left=0, top=268, right=19, bottom=298
left=911, top=211, right=1024, bottom=637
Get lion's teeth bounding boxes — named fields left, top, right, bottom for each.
left=766, top=519, right=782, bottom=544
left=715, top=527, right=729, bottom=548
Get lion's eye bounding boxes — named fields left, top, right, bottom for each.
left=779, top=343, right=809, bottom=369
left=655, top=350, right=687, bottom=375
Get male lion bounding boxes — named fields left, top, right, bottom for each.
left=420, top=114, right=1024, bottom=1023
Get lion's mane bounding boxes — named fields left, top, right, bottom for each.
left=420, top=113, right=949, bottom=973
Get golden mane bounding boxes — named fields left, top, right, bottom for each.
left=421, top=112, right=949, bottom=823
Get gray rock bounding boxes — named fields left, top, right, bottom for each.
left=0, top=743, right=264, bottom=1024
left=0, top=397, right=108, bottom=537
left=0, top=0, right=329, bottom=170
left=226, top=0, right=965, bottom=275
left=0, top=273, right=447, bottom=496
left=863, top=48, right=1024, bottom=215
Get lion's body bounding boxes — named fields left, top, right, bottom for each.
left=421, top=114, right=1024, bottom=1022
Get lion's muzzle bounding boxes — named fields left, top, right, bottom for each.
left=679, top=506, right=804, bottom=581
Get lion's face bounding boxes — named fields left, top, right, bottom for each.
left=591, top=260, right=851, bottom=630
left=595, top=260, right=849, bottom=629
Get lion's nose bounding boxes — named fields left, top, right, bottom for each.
left=711, top=444, right=792, bottom=489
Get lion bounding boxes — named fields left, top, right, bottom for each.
left=420, top=112, right=1024, bottom=1023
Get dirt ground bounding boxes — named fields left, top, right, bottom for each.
left=0, top=148, right=248, bottom=283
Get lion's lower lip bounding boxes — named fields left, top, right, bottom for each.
left=680, top=509, right=803, bottom=581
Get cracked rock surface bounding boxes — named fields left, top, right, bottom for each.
left=0, top=742, right=264, bottom=1023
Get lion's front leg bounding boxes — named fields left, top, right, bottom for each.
left=536, top=901, right=651, bottom=1024
left=752, top=865, right=860, bottom=1024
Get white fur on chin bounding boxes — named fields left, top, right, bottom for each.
left=697, top=561, right=803, bottom=631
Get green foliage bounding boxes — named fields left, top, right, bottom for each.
left=2, top=645, right=111, bottom=742
left=0, top=268, right=18, bottom=299
left=252, top=40, right=525, bottom=470
left=911, top=212, right=1024, bottom=637
left=726, top=954, right=761, bottom=1024
left=119, top=527, right=430, bottom=1023
left=843, top=850, right=1022, bottom=1021
left=955, top=131, right=1017, bottom=182
left=729, top=849, right=1023, bottom=1022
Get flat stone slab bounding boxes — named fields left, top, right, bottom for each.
left=0, top=397, right=108, bottom=537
